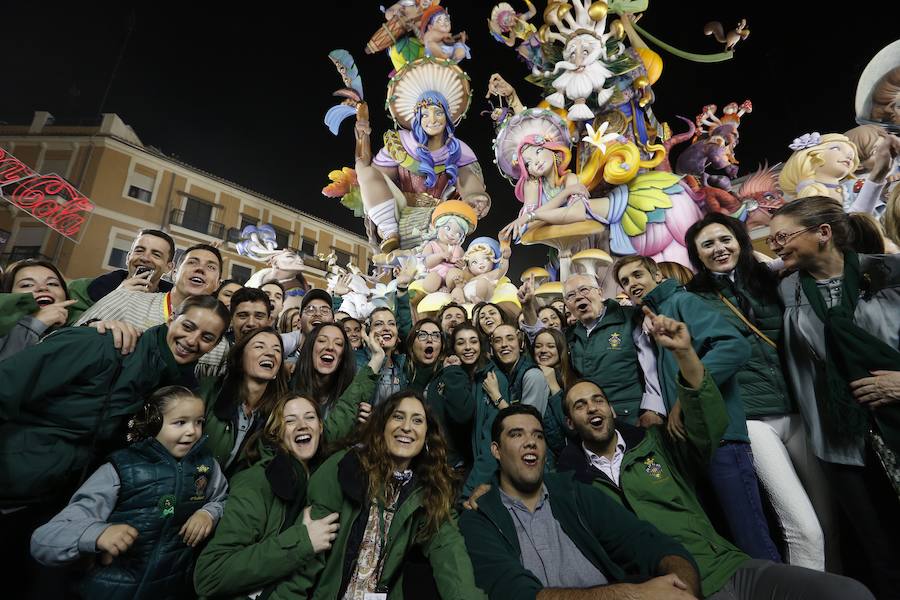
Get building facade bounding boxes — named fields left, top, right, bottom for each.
left=0, top=112, right=372, bottom=289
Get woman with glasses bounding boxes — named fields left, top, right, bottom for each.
left=405, top=317, right=444, bottom=393
left=292, top=323, right=383, bottom=441
left=301, top=390, right=485, bottom=600
left=770, top=196, right=900, bottom=597
left=427, top=323, right=510, bottom=498
left=685, top=212, right=831, bottom=571
left=355, top=307, right=408, bottom=407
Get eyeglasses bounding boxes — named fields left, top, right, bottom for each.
left=302, top=305, right=333, bottom=316
left=416, top=330, right=442, bottom=342
left=765, top=224, right=820, bottom=248
left=564, top=285, right=598, bottom=302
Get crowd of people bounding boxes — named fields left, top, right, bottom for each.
left=0, top=193, right=898, bottom=599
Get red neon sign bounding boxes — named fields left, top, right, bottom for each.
left=0, top=147, right=94, bottom=241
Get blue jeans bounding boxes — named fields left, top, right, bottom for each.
left=708, top=441, right=782, bottom=562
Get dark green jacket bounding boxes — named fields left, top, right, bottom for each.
left=558, top=370, right=747, bottom=597
left=426, top=362, right=510, bottom=497
left=195, top=450, right=316, bottom=600
left=0, top=325, right=193, bottom=506
left=566, top=300, right=644, bottom=424
left=200, top=365, right=378, bottom=474
left=81, top=437, right=214, bottom=600
left=642, top=279, right=751, bottom=441
left=693, top=276, right=793, bottom=417
left=306, top=449, right=487, bottom=600
left=0, top=292, right=39, bottom=336
left=458, top=471, right=695, bottom=600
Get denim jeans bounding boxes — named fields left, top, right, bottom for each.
left=708, top=441, right=782, bottom=562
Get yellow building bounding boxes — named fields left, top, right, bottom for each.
left=0, top=112, right=371, bottom=289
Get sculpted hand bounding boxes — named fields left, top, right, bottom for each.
left=303, top=507, right=340, bottom=553
left=332, top=273, right=352, bottom=297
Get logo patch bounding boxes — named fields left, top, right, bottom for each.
left=192, top=464, right=210, bottom=500
left=644, top=456, right=663, bottom=479
left=158, top=494, right=176, bottom=518
left=608, top=332, right=622, bottom=349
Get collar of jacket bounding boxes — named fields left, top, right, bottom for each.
left=148, top=324, right=190, bottom=378
left=568, top=299, right=629, bottom=341
left=557, top=422, right=646, bottom=485
left=265, top=448, right=310, bottom=502
left=136, top=433, right=209, bottom=463
left=337, top=447, right=419, bottom=508
left=494, top=353, right=537, bottom=379
left=88, top=269, right=173, bottom=302
left=642, top=278, right=680, bottom=314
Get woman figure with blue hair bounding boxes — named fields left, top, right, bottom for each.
left=353, top=59, right=490, bottom=253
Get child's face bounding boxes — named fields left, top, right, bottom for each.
left=156, top=396, right=206, bottom=459
left=437, top=220, right=464, bottom=245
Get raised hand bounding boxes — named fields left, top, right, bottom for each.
left=642, top=307, right=692, bottom=353
left=34, top=299, right=77, bottom=328
left=332, top=273, right=353, bottom=297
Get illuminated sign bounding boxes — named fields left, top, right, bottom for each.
left=0, top=147, right=94, bottom=241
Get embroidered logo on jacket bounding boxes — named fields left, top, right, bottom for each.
left=608, top=332, right=622, bottom=350
left=644, top=456, right=663, bottom=479
left=191, top=464, right=210, bottom=500
left=158, top=494, right=176, bottom=518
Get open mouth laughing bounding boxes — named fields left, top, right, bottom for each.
left=34, top=294, right=56, bottom=307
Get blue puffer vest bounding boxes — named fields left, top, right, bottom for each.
left=80, top=436, right=214, bottom=600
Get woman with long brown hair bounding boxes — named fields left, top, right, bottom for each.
left=200, top=326, right=290, bottom=476
left=531, top=327, right=577, bottom=457
left=304, top=390, right=484, bottom=599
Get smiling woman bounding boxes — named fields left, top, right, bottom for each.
left=0, top=258, right=73, bottom=360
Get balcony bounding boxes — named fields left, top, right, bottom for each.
left=170, top=209, right=225, bottom=239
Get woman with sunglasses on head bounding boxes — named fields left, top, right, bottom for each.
left=302, top=390, right=485, bottom=600
left=195, top=393, right=340, bottom=599
left=404, top=317, right=444, bottom=393
left=427, top=322, right=510, bottom=498
left=292, top=322, right=385, bottom=441
left=769, top=196, right=900, bottom=597
left=685, top=212, right=832, bottom=571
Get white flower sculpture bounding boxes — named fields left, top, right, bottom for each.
left=582, top=121, right=620, bottom=154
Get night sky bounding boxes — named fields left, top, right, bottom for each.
left=3, top=2, right=897, bottom=279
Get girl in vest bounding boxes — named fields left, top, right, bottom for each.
left=305, top=390, right=485, bottom=600
left=194, top=393, right=340, bottom=599
left=31, top=386, right=228, bottom=600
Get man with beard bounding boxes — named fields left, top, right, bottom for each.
left=437, top=301, right=468, bottom=335
left=459, top=403, right=700, bottom=600
left=520, top=273, right=666, bottom=427
left=557, top=310, right=873, bottom=600
left=546, top=33, right=615, bottom=121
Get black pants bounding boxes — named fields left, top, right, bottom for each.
left=821, top=456, right=900, bottom=600
left=708, top=559, right=873, bottom=600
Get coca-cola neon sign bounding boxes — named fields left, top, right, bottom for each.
left=0, top=147, right=94, bottom=241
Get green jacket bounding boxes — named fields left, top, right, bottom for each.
left=642, top=279, right=751, bottom=441
left=195, top=451, right=316, bottom=600
left=426, top=362, right=510, bottom=497
left=557, top=370, right=747, bottom=597
left=693, top=277, right=793, bottom=417
left=458, top=471, right=695, bottom=600
left=306, top=449, right=486, bottom=600
left=566, top=300, right=644, bottom=424
left=66, top=277, right=96, bottom=325
left=0, top=325, right=193, bottom=505
left=199, top=365, right=378, bottom=474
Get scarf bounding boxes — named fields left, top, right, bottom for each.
left=799, top=251, right=900, bottom=454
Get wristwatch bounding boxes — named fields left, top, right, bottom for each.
left=492, top=395, right=504, bottom=409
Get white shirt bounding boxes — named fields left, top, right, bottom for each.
left=583, top=431, right=627, bottom=486
left=632, top=327, right=667, bottom=416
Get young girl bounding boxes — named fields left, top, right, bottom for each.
left=195, top=393, right=339, bottom=599
left=31, top=386, right=228, bottom=600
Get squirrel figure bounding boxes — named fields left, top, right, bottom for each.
left=703, top=19, right=749, bottom=52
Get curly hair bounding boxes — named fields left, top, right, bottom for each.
left=128, top=385, right=199, bottom=442
left=244, top=393, right=324, bottom=465
left=451, top=323, right=490, bottom=378
left=355, top=390, right=458, bottom=539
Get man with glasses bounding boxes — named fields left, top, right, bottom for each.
left=521, top=273, right=665, bottom=426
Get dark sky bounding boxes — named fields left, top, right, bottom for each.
left=3, top=2, right=897, bottom=279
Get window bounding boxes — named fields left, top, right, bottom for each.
left=106, top=237, right=133, bottom=269
left=41, top=158, right=69, bottom=177
left=182, top=198, right=213, bottom=233
left=334, top=249, right=352, bottom=267
left=239, top=214, right=258, bottom=231
left=7, top=246, right=43, bottom=262
left=127, top=171, right=155, bottom=203
left=272, top=226, right=292, bottom=250
left=301, top=238, right=316, bottom=256
left=231, top=264, right=252, bottom=284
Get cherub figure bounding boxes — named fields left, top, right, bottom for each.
left=420, top=6, right=470, bottom=63
left=452, top=236, right=511, bottom=304
left=488, top=1, right=542, bottom=74
left=419, top=200, right=477, bottom=294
